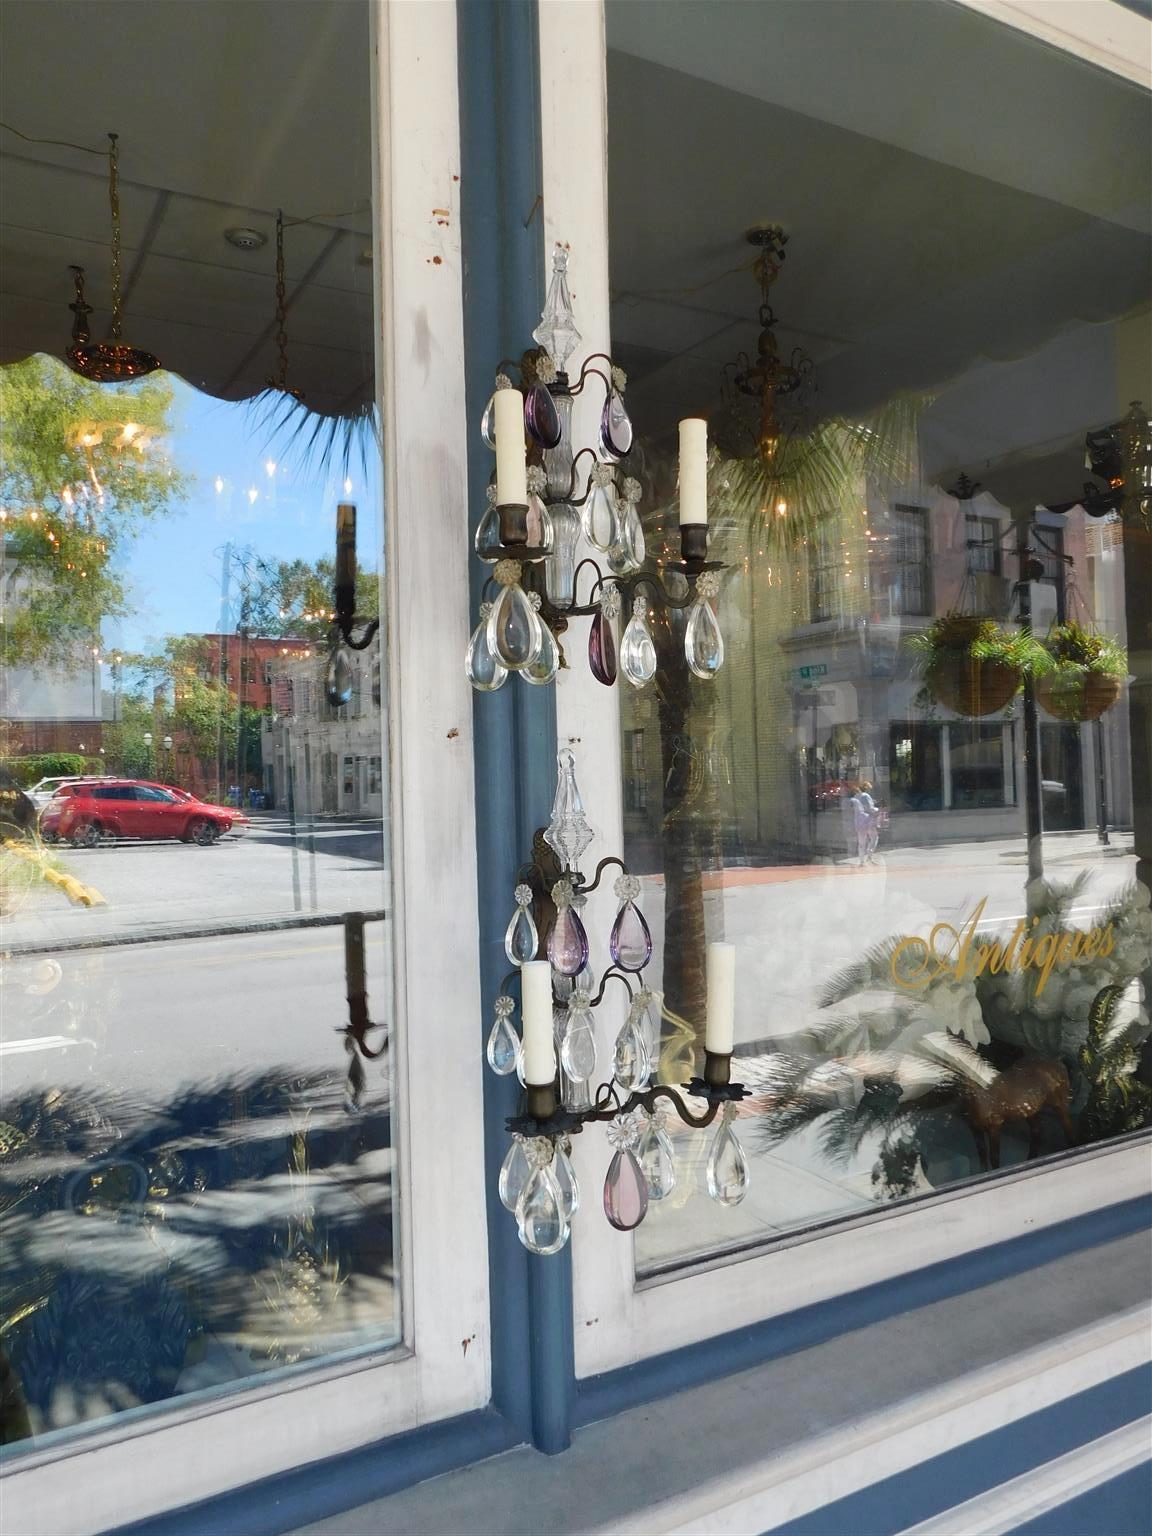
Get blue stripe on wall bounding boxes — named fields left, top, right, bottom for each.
left=766, top=1368, right=1152, bottom=1536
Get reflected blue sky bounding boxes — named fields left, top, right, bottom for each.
left=110, top=375, right=380, bottom=655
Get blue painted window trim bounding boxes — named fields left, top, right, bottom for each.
left=456, top=0, right=574, bottom=1458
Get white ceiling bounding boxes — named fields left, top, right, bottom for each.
left=0, top=0, right=1148, bottom=481
left=604, top=0, right=1152, bottom=496
left=0, top=0, right=375, bottom=416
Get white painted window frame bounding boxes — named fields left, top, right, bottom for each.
left=0, top=4, right=490, bottom=1530
left=537, top=0, right=1152, bottom=1383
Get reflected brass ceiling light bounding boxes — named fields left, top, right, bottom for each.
left=717, top=225, right=814, bottom=462
left=66, top=134, right=161, bottom=381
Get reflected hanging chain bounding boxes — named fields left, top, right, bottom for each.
left=267, top=209, right=300, bottom=398
left=107, top=133, right=124, bottom=341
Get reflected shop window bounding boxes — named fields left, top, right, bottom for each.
left=603, top=1, right=1152, bottom=1273
left=0, top=1, right=397, bottom=1449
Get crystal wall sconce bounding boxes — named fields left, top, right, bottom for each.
left=486, top=750, right=750, bottom=1256
left=466, top=246, right=727, bottom=693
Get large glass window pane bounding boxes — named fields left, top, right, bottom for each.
left=0, top=0, right=398, bottom=1449
left=602, top=0, right=1151, bottom=1275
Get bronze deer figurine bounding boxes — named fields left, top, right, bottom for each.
left=960, top=1056, right=1073, bottom=1170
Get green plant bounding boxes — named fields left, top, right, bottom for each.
left=907, top=613, right=1051, bottom=674
left=4, top=753, right=96, bottom=787
left=1042, top=621, right=1127, bottom=677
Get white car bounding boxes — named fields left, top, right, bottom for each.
left=28, top=775, right=114, bottom=811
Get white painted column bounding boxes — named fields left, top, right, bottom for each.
left=537, top=0, right=636, bottom=1378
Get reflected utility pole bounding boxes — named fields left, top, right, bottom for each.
left=1013, top=507, right=1046, bottom=890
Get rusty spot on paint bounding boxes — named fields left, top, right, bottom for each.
left=447, top=727, right=459, bottom=739
left=432, top=255, right=443, bottom=265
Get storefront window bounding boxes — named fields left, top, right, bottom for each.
left=0, top=0, right=398, bottom=1449
left=601, top=0, right=1151, bottom=1274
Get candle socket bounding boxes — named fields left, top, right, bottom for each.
left=680, top=523, right=708, bottom=565
left=525, top=1081, right=559, bottom=1121
left=498, top=502, right=529, bottom=547
left=703, top=1050, right=732, bottom=1088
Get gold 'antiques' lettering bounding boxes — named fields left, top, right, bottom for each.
left=889, top=897, right=1116, bottom=997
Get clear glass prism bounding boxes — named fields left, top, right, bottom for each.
left=532, top=245, right=582, bottom=373
left=544, top=748, right=594, bottom=870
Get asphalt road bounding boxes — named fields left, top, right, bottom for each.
left=0, top=921, right=392, bottom=1107
left=6, top=815, right=390, bottom=952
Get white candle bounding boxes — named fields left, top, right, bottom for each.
left=494, top=387, right=528, bottom=506
left=705, top=942, right=736, bottom=1055
left=678, top=417, right=708, bottom=527
left=520, top=960, right=555, bottom=1085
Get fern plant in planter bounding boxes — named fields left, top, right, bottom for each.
left=1035, top=621, right=1127, bottom=723
left=908, top=614, right=1049, bottom=718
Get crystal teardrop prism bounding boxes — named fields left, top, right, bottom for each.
left=526, top=492, right=553, bottom=550
left=636, top=1118, right=677, bottom=1202
left=622, top=500, right=645, bottom=566
left=498, top=1137, right=531, bottom=1211
left=613, top=1012, right=651, bottom=1091
left=486, top=1006, right=520, bottom=1076
left=559, top=999, right=597, bottom=1082
left=474, top=503, right=502, bottom=561
left=517, top=1165, right=569, bottom=1255
left=487, top=581, right=543, bottom=670
left=599, top=390, right=634, bottom=461
left=522, top=619, right=560, bottom=686
left=609, top=901, right=652, bottom=972
left=603, top=1148, right=649, bottom=1231
left=685, top=595, right=724, bottom=679
left=481, top=391, right=497, bottom=449
left=606, top=539, right=636, bottom=578
left=589, top=608, right=617, bottom=686
left=637, top=989, right=663, bottom=1058
left=620, top=609, right=657, bottom=688
left=525, top=383, right=562, bottom=450
left=466, top=613, right=508, bottom=691
left=544, top=749, right=595, bottom=869
left=583, top=479, right=620, bottom=552
left=548, top=904, right=590, bottom=976
left=325, top=647, right=353, bottom=706
left=504, top=907, right=538, bottom=965
left=706, top=1116, right=750, bottom=1206
left=553, top=1143, right=580, bottom=1221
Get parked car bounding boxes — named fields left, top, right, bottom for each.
left=159, top=785, right=249, bottom=837
left=39, top=780, right=240, bottom=847
left=28, top=774, right=114, bottom=811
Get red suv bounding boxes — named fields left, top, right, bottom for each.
left=40, top=780, right=238, bottom=847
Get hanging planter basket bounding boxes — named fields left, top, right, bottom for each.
left=1035, top=623, right=1127, bottom=723
left=1035, top=669, right=1122, bottom=723
left=910, top=615, right=1045, bottom=719
left=924, top=656, right=1021, bottom=717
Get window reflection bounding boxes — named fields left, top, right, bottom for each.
left=604, top=0, right=1152, bottom=1273
left=0, top=0, right=396, bottom=1447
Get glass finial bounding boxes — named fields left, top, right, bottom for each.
left=544, top=749, right=594, bottom=870
left=532, top=244, right=582, bottom=373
